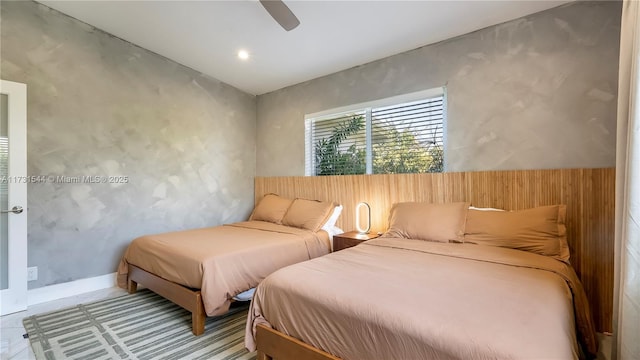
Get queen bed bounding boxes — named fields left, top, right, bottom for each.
left=245, top=202, right=599, bottom=360
left=117, top=194, right=341, bottom=335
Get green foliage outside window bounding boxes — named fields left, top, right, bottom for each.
left=314, top=116, right=366, bottom=175
left=314, top=116, right=443, bottom=175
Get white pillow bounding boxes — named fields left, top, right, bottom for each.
left=330, top=226, right=344, bottom=236
left=321, top=205, right=343, bottom=233
left=469, top=206, right=505, bottom=211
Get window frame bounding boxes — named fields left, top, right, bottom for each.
left=305, top=87, right=447, bottom=176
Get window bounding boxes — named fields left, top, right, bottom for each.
left=305, top=88, right=445, bottom=176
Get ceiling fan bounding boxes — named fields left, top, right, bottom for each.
left=259, top=0, right=300, bottom=31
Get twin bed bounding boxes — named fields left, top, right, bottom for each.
left=117, top=194, right=340, bottom=335
left=117, top=193, right=599, bottom=359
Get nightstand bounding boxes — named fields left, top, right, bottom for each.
left=333, top=231, right=380, bottom=252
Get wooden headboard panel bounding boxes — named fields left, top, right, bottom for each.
left=255, top=168, right=615, bottom=332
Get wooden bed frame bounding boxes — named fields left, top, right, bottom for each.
left=256, top=324, right=339, bottom=360
left=127, top=264, right=206, bottom=335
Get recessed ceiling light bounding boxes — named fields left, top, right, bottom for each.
left=238, top=50, right=249, bottom=60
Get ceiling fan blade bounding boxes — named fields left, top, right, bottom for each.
left=259, top=0, right=300, bottom=31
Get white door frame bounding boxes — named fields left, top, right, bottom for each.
left=0, top=80, right=28, bottom=315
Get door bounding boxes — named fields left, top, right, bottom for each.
left=0, top=80, right=27, bottom=315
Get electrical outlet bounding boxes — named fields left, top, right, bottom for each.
left=27, top=267, right=38, bottom=281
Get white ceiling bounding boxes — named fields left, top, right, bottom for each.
left=41, top=0, right=572, bottom=95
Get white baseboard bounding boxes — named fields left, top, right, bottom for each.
left=27, top=272, right=117, bottom=306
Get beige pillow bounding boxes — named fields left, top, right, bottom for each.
left=464, top=205, right=570, bottom=263
left=384, top=202, right=470, bottom=243
left=282, top=198, right=336, bottom=232
left=250, top=194, right=293, bottom=224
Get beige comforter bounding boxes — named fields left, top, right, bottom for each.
left=117, top=221, right=329, bottom=316
left=246, top=237, right=597, bottom=360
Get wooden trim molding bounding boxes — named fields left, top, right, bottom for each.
left=255, top=168, right=615, bottom=332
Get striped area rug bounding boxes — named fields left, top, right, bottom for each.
left=22, top=290, right=256, bottom=360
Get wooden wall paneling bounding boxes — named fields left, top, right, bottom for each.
left=255, top=168, right=615, bottom=332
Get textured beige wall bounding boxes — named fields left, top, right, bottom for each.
left=256, top=1, right=621, bottom=176
left=1, top=1, right=256, bottom=288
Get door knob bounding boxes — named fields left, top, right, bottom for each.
left=0, top=206, right=23, bottom=214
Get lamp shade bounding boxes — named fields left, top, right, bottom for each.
left=355, top=202, right=371, bottom=234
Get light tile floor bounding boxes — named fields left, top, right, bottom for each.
left=0, top=287, right=127, bottom=360
left=0, top=287, right=614, bottom=360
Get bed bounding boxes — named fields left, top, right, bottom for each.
left=245, top=202, right=599, bottom=360
left=116, top=194, right=340, bottom=335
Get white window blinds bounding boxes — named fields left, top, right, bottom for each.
left=305, top=89, right=445, bottom=176
left=371, top=96, right=444, bottom=174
